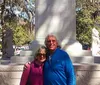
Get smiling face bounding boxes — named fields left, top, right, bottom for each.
left=36, top=48, right=46, bottom=63
left=45, top=35, right=58, bottom=52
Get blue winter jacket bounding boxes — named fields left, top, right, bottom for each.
left=43, top=48, right=76, bottom=85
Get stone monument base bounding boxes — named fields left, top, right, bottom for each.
left=0, top=64, right=100, bottom=85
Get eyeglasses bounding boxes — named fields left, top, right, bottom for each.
left=37, top=53, right=46, bottom=57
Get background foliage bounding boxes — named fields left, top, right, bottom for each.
left=0, top=0, right=35, bottom=47
left=76, top=0, right=100, bottom=48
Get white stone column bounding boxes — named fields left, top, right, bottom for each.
left=30, top=0, right=82, bottom=56
left=35, top=0, right=76, bottom=40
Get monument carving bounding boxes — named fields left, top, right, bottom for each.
left=92, top=28, right=100, bottom=56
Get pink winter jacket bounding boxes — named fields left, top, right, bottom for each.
left=20, top=63, right=31, bottom=85
left=20, top=61, right=44, bottom=85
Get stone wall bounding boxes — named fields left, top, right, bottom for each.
left=0, top=65, right=23, bottom=85
left=0, top=64, right=100, bottom=85
left=75, top=63, right=100, bottom=85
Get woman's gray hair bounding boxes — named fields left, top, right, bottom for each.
left=34, top=45, right=47, bottom=60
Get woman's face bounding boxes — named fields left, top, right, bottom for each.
left=37, top=49, right=46, bottom=63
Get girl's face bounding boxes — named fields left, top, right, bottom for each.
left=37, top=49, right=46, bottom=63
